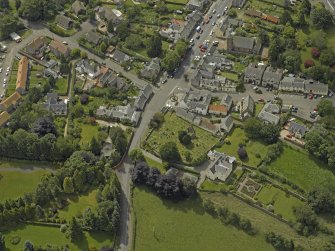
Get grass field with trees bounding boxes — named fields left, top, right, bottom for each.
left=266, top=146, right=335, bottom=191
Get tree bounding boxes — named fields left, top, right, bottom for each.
left=294, top=205, right=319, bottom=235
left=31, top=116, right=57, bottom=137
left=155, top=173, right=182, bottom=199
left=181, top=177, right=197, bottom=197
left=175, top=40, right=188, bottom=57
left=320, top=49, right=335, bottom=66
left=258, top=29, right=269, bottom=46
left=19, top=0, right=57, bottom=21
left=107, top=19, right=114, bottom=33
left=317, top=99, right=334, bottom=117
left=159, top=142, right=181, bottom=163
left=65, top=217, right=83, bottom=242
left=300, top=0, right=311, bottom=15
left=0, top=232, right=5, bottom=250
left=115, top=21, right=129, bottom=40
left=306, top=65, right=327, bottom=81
left=311, top=7, right=334, bottom=29
left=90, top=137, right=101, bottom=156
left=146, top=167, right=161, bottom=187
left=244, top=118, right=262, bottom=139
left=280, top=10, right=293, bottom=25
left=237, top=146, right=248, bottom=159
left=125, top=34, right=143, bottom=50
left=0, top=14, right=23, bottom=40
left=269, top=35, right=284, bottom=64
left=162, top=51, right=180, bottom=72
left=282, top=50, right=301, bottom=73
left=149, top=112, right=165, bottom=128
left=70, top=48, right=81, bottom=59
left=24, top=241, right=34, bottom=251
left=310, top=30, right=327, bottom=49
left=265, top=232, right=294, bottom=251
left=132, top=161, right=150, bottom=184
left=0, top=0, right=9, bottom=9
left=63, top=177, right=75, bottom=194
left=147, top=33, right=162, bottom=58
left=129, top=148, right=145, bottom=163
left=80, top=93, right=89, bottom=105
left=308, top=187, right=335, bottom=214
left=80, top=51, right=87, bottom=59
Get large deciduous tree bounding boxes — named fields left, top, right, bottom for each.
left=147, top=33, right=162, bottom=58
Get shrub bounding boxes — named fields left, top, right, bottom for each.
left=304, top=59, right=315, bottom=68
left=311, top=48, right=320, bottom=58
left=10, top=236, right=21, bottom=245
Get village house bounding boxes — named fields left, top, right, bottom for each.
left=72, top=0, right=86, bottom=16
left=49, top=40, right=71, bottom=58
left=0, top=92, right=22, bottom=113
left=140, top=58, right=161, bottom=82
left=179, top=89, right=211, bottom=115
left=179, top=11, right=202, bottom=41
left=232, top=0, right=246, bottom=8
left=112, top=49, right=131, bottom=64
left=244, top=63, right=266, bottom=85
left=85, top=31, right=103, bottom=46
left=219, top=17, right=243, bottom=37
left=76, top=59, right=101, bottom=79
left=25, top=36, right=48, bottom=59
left=237, top=95, right=254, bottom=119
left=208, top=104, right=228, bottom=116
left=15, top=56, right=29, bottom=95
left=186, top=0, right=208, bottom=11
left=304, top=80, right=329, bottom=96
left=220, top=94, right=233, bottom=110
left=55, top=15, right=74, bottom=30
left=227, top=35, right=262, bottom=55
left=99, top=68, right=127, bottom=90
left=200, top=77, right=237, bottom=92
left=44, top=93, right=67, bottom=116
left=258, top=102, right=281, bottom=125
left=175, top=107, right=199, bottom=124
left=279, top=76, right=305, bottom=93
left=207, top=150, right=236, bottom=182
left=97, top=6, right=123, bottom=26
left=0, top=111, right=10, bottom=127
left=262, top=67, right=283, bottom=88
left=134, top=84, right=153, bottom=111
left=220, top=115, right=234, bottom=133
left=160, top=19, right=184, bottom=40
left=288, top=121, right=308, bottom=139
left=111, top=104, right=141, bottom=126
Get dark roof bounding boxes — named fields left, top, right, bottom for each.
left=72, top=0, right=85, bottom=15
left=289, top=122, right=308, bottom=137
left=112, top=49, right=130, bottom=62
left=56, top=15, right=73, bottom=29
left=85, top=31, right=102, bottom=45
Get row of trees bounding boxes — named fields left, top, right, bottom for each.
left=132, top=161, right=196, bottom=199
left=203, top=200, right=255, bottom=235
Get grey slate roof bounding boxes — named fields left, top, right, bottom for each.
left=262, top=67, right=283, bottom=85
left=220, top=115, right=234, bottom=132
left=258, top=102, right=280, bottom=125
left=56, top=15, right=73, bottom=29
left=244, top=63, right=265, bottom=81
left=289, top=121, right=308, bottom=137
left=85, top=31, right=102, bottom=45
left=175, top=107, right=196, bottom=123
left=113, top=49, right=130, bottom=63
left=44, top=93, right=67, bottom=115
left=220, top=94, right=233, bottom=109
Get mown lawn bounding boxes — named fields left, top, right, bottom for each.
left=0, top=169, right=49, bottom=201
left=145, top=112, right=218, bottom=164
left=79, top=123, right=99, bottom=146
left=3, top=224, right=114, bottom=251
left=144, top=156, right=165, bottom=173
left=58, top=189, right=99, bottom=221
left=215, top=128, right=268, bottom=167
left=267, top=146, right=335, bottom=191
left=200, top=179, right=229, bottom=191
left=255, top=103, right=264, bottom=116
left=133, top=187, right=273, bottom=251
left=221, top=71, right=238, bottom=81
left=255, top=184, right=305, bottom=221
left=53, top=77, right=69, bottom=95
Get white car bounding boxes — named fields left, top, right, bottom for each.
left=5, top=72, right=8, bottom=76
left=190, top=38, right=194, bottom=43
left=210, top=31, right=214, bottom=36
left=2, top=84, right=5, bottom=88
left=212, top=9, right=216, bottom=14
left=62, top=41, right=68, bottom=45
left=3, top=78, right=6, bottom=83
left=0, top=68, right=2, bottom=73
left=6, top=67, right=9, bottom=71
left=224, top=6, right=228, bottom=11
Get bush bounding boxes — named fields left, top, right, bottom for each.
left=10, top=236, right=21, bottom=245
left=311, top=48, right=320, bottom=58
left=304, top=59, right=315, bottom=68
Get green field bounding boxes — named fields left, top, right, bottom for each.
left=215, top=128, right=268, bottom=167
left=200, top=179, right=229, bottom=191
left=58, top=189, right=98, bottom=221
left=0, top=169, right=49, bottom=201
left=53, top=77, right=69, bottom=95
left=221, top=71, right=239, bottom=81
left=145, top=112, right=218, bottom=164
left=79, top=123, right=99, bottom=146
left=133, top=187, right=274, bottom=251
left=3, top=224, right=114, bottom=251
left=255, top=184, right=305, bottom=221
left=144, top=156, right=165, bottom=173
left=267, top=146, right=335, bottom=191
